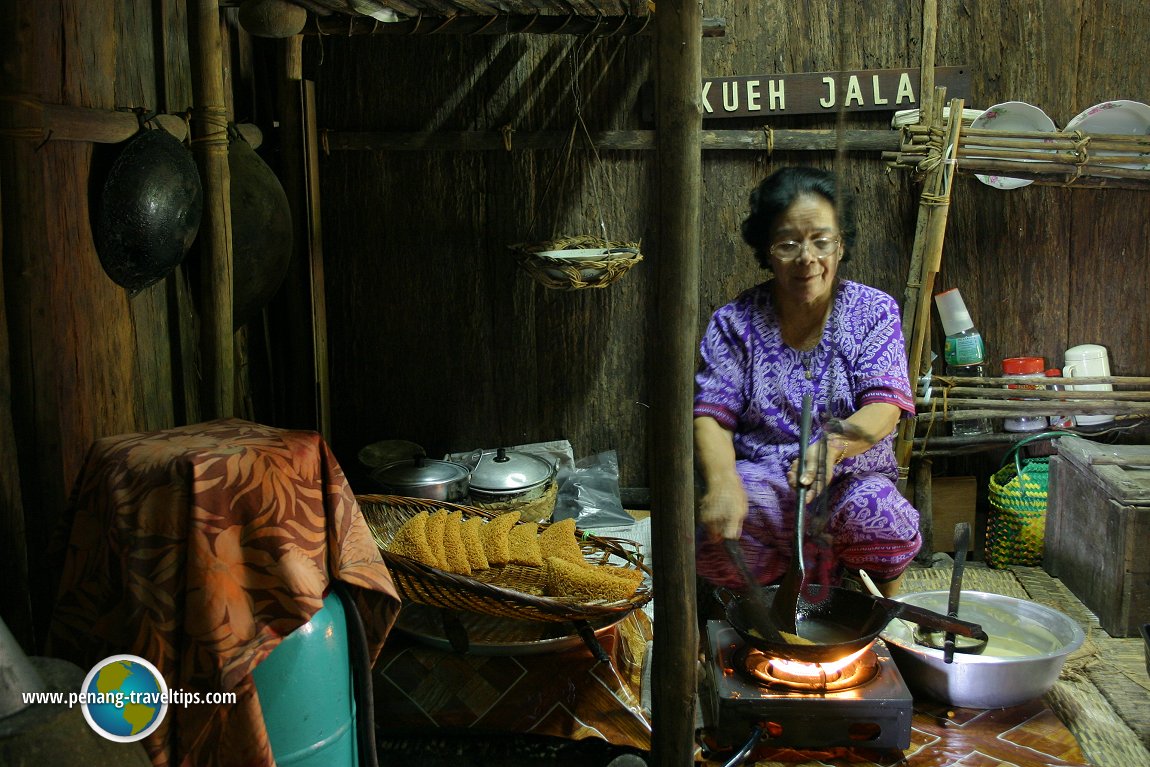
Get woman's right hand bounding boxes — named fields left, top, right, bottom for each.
left=698, top=476, right=748, bottom=542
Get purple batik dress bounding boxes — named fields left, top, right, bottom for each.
left=694, top=279, right=922, bottom=589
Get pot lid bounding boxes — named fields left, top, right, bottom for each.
left=374, top=456, right=469, bottom=488
left=469, top=448, right=555, bottom=492
left=358, top=439, right=425, bottom=469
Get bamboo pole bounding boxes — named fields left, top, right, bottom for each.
left=926, top=375, right=1150, bottom=386
left=896, top=95, right=963, bottom=470
left=886, top=154, right=1150, bottom=182
left=921, top=388, right=1150, bottom=401
left=899, top=92, right=945, bottom=347
left=188, top=0, right=235, bottom=418
left=918, top=400, right=1150, bottom=416
left=650, top=0, right=701, bottom=764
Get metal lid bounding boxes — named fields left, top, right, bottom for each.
left=469, top=447, right=555, bottom=493
left=374, top=456, right=469, bottom=488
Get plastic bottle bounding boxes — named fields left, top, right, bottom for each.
left=1001, top=357, right=1049, bottom=432
left=934, top=289, right=992, bottom=436
left=1045, top=369, right=1074, bottom=429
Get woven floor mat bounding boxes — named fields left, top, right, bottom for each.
left=901, top=562, right=1029, bottom=598
left=900, top=563, right=1150, bottom=766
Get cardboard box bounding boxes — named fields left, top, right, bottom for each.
left=931, top=476, right=978, bottom=552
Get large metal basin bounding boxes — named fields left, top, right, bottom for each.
left=880, top=590, right=1084, bottom=709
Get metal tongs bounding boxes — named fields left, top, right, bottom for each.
left=768, top=393, right=814, bottom=635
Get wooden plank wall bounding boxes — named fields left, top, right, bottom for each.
left=315, top=32, right=657, bottom=485
left=2, top=0, right=1148, bottom=646
left=0, top=0, right=235, bottom=648
left=316, top=0, right=1150, bottom=491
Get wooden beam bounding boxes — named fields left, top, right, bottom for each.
left=188, top=0, right=236, bottom=418
left=304, top=13, right=725, bottom=37
left=322, top=128, right=900, bottom=152
left=0, top=96, right=263, bottom=147
left=650, top=0, right=701, bottom=764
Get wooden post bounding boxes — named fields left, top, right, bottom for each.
left=651, top=0, right=701, bottom=764
left=919, top=0, right=938, bottom=120
left=188, top=0, right=235, bottom=418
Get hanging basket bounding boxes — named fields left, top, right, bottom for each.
left=511, top=234, right=643, bottom=291
left=984, top=434, right=1067, bottom=569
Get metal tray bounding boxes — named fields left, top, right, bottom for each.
left=394, top=602, right=625, bottom=656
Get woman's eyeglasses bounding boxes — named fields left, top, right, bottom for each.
left=769, top=236, right=841, bottom=262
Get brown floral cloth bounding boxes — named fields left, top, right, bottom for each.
left=47, top=418, right=401, bottom=767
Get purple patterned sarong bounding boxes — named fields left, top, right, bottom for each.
left=694, top=279, right=921, bottom=589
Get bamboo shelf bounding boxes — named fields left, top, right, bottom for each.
left=889, top=97, right=1150, bottom=467
left=885, top=124, right=1150, bottom=190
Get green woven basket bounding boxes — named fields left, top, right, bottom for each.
left=987, top=457, right=1049, bottom=568
left=985, top=432, right=1071, bottom=569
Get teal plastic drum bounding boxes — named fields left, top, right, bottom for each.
left=252, top=591, right=358, bottom=767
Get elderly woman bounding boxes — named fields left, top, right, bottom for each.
left=694, top=166, right=921, bottom=598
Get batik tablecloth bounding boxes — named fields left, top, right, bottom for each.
left=47, top=418, right=401, bottom=767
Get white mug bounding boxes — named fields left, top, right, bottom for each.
left=1063, top=344, right=1113, bottom=427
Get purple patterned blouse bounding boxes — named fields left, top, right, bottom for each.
left=694, top=279, right=914, bottom=476
left=693, top=279, right=920, bottom=586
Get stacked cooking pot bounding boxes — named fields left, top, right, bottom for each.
left=371, top=447, right=557, bottom=519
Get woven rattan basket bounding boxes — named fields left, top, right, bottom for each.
left=470, top=480, right=558, bottom=524
left=357, top=494, right=652, bottom=623
left=511, top=235, right=642, bottom=291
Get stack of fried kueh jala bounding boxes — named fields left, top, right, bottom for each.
left=388, top=511, right=643, bottom=602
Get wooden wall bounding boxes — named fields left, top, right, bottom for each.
left=0, top=0, right=267, bottom=650
left=315, top=32, right=658, bottom=485
left=313, top=0, right=1150, bottom=492
left=2, top=0, right=1148, bottom=650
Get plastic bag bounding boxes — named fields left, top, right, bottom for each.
left=552, top=450, right=634, bottom=528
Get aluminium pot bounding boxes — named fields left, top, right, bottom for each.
left=372, top=456, right=470, bottom=502
left=880, top=590, right=1085, bottom=709
left=467, top=447, right=556, bottom=504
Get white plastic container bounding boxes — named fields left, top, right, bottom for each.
left=1063, top=344, right=1114, bottom=427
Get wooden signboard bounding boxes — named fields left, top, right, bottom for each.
left=701, top=66, right=970, bottom=118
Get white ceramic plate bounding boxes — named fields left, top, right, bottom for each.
left=534, top=247, right=638, bottom=261
left=1064, top=100, right=1150, bottom=173
left=534, top=248, right=610, bottom=261
left=967, top=101, right=1058, bottom=189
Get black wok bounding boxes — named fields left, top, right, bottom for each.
left=722, top=583, right=987, bottom=664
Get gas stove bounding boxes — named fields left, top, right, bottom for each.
left=699, top=620, right=913, bottom=755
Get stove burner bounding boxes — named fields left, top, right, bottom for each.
left=702, top=621, right=913, bottom=752
left=736, top=645, right=879, bottom=692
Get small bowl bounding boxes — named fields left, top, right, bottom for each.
left=967, top=101, right=1058, bottom=189
left=881, top=590, right=1084, bottom=709
left=1064, top=100, right=1150, bottom=174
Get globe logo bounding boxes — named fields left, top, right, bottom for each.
left=79, top=654, right=169, bottom=742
